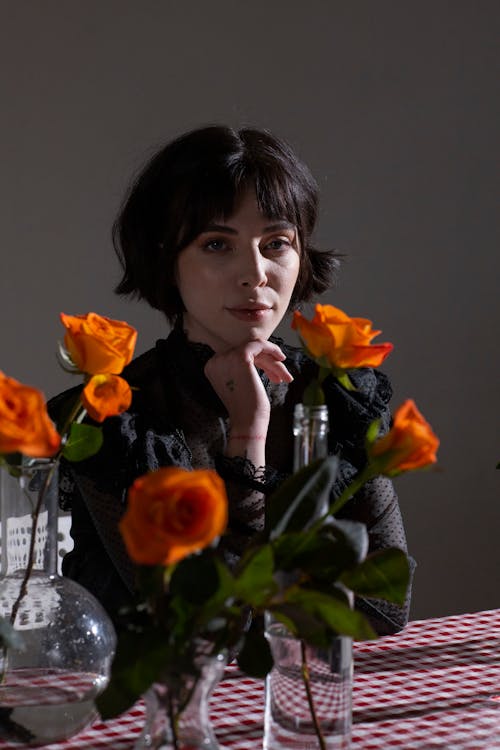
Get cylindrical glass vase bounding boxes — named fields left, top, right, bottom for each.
left=264, top=617, right=352, bottom=750
left=264, top=403, right=352, bottom=749
left=134, top=650, right=227, bottom=750
left=0, top=459, right=116, bottom=745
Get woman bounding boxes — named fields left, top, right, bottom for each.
left=51, top=125, right=414, bottom=634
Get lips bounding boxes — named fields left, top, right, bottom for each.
left=229, top=304, right=271, bottom=312
left=226, top=305, right=272, bottom=322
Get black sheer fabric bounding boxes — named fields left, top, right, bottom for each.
left=49, top=326, right=415, bottom=632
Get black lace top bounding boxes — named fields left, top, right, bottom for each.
left=50, top=326, right=415, bottom=634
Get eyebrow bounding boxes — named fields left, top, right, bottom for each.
left=202, top=220, right=296, bottom=235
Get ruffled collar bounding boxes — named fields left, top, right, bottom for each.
left=157, top=325, right=278, bottom=416
left=157, top=326, right=227, bottom=416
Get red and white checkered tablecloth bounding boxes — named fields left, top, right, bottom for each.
left=1, top=608, right=499, bottom=749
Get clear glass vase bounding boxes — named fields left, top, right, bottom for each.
left=134, top=650, right=227, bottom=750
left=264, top=617, right=352, bottom=749
left=0, top=459, right=116, bottom=745
left=263, top=403, right=353, bottom=749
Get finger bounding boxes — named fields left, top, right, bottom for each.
left=239, top=341, right=291, bottom=383
left=254, top=353, right=293, bottom=383
left=204, top=340, right=291, bottom=386
left=242, top=339, right=287, bottom=363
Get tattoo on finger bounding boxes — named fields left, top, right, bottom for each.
left=226, top=379, right=235, bottom=392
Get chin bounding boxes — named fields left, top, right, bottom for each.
left=238, top=325, right=275, bottom=343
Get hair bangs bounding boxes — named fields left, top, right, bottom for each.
left=172, top=169, right=249, bottom=251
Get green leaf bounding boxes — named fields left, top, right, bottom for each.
left=324, top=519, right=369, bottom=567
left=265, top=456, right=339, bottom=540
left=271, top=530, right=319, bottom=571
left=269, top=603, right=331, bottom=647
left=135, top=565, right=166, bottom=601
left=340, top=548, right=410, bottom=605
left=234, top=546, right=277, bottom=607
left=97, top=628, right=168, bottom=718
left=170, top=552, right=220, bottom=605
left=1, top=454, right=24, bottom=477
left=62, top=422, right=103, bottom=462
left=168, top=596, right=199, bottom=642
left=272, top=519, right=368, bottom=582
left=191, top=559, right=236, bottom=631
left=170, top=558, right=238, bottom=643
left=282, top=588, right=377, bottom=641
left=206, top=558, right=236, bottom=606
left=302, top=379, right=326, bottom=406
left=236, top=628, right=273, bottom=678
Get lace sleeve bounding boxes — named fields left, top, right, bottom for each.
left=340, top=475, right=416, bottom=634
left=214, top=455, right=287, bottom=565
left=214, top=454, right=287, bottom=493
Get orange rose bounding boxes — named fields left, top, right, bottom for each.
left=82, top=374, right=132, bottom=423
left=0, top=371, right=61, bottom=457
left=369, top=399, right=439, bottom=475
left=60, top=312, right=137, bottom=375
left=292, top=304, right=393, bottom=371
left=120, top=467, right=228, bottom=566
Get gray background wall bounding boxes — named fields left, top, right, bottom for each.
left=1, top=1, right=498, bottom=620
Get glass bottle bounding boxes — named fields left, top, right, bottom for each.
left=264, top=403, right=353, bottom=749
left=293, top=403, right=330, bottom=470
left=293, top=403, right=330, bottom=519
left=0, top=459, right=116, bottom=745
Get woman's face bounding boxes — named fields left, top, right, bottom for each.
left=175, top=187, right=301, bottom=353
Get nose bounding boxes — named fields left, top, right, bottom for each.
left=238, top=247, right=268, bottom=289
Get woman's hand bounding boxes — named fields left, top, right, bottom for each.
left=204, top=339, right=293, bottom=466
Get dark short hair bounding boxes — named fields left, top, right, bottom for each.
left=113, top=125, right=340, bottom=321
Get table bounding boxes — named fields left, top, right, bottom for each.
left=1, top=609, right=499, bottom=749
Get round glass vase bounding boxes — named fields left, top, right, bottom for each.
left=0, top=459, right=116, bottom=746
left=134, top=650, right=227, bottom=750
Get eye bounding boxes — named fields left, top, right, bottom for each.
left=202, top=237, right=231, bottom=252
left=263, top=237, right=293, bottom=252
